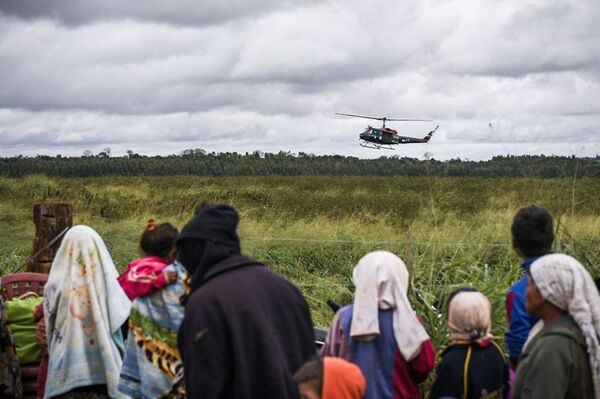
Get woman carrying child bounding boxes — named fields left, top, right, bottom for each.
left=430, top=288, right=509, bottom=399
left=117, top=220, right=187, bottom=398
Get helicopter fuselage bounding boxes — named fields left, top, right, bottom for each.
left=359, top=126, right=428, bottom=145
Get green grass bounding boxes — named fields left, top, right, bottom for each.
left=1, top=174, right=599, bottom=354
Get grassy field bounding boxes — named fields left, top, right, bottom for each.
left=1, top=175, right=599, bottom=353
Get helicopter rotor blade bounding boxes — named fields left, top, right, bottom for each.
left=334, top=113, right=385, bottom=121
left=385, top=118, right=433, bottom=122
left=335, top=113, right=432, bottom=122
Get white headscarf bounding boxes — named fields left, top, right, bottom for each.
left=448, top=291, right=494, bottom=342
left=44, top=225, right=131, bottom=399
left=350, top=251, right=430, bottom=361
left=529, top=254, right=600, bottom=399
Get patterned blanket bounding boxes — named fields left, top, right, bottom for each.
left=118, top=262, right=187, bottom=399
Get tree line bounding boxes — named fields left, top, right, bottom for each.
left=1, top=150, right=599, bottom=178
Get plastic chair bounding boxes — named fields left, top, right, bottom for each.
left=1, top=272, right=48, bottom=398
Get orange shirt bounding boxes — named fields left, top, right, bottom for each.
left=322, top=357, right=366, bottom=399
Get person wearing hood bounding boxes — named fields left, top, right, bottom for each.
left=431, top=288, right=509, bottom=399
left=43, top=225, right=131, bottom=399
left=176, top=204, right=315, bottom=399
left=322, top=251, right=435, bottom=399
left=513, top=254, right=599, bottom=399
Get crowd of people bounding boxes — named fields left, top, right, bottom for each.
left=0, top=204, right=598, bottom=398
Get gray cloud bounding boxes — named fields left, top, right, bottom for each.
left=0, top=0, right=315, bottom=27
left=0, top=0, right=599, bottom=160
left=433, top=2, right=600, bottom=78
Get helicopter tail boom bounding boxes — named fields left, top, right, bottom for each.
left=422, top=125, right=439, bottom=142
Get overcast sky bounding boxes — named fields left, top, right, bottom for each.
left=0, top=0, right=598, bottom=160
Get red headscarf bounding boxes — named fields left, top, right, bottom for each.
left=322, top=357, right=366, bottom=399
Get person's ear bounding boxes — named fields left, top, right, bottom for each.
left=512, top=238, right=525, bottom=259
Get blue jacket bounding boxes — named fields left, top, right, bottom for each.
left=505, top=257, right=540, bottom=361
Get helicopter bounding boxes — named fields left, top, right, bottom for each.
left=335, top=113, right=439, bottom=150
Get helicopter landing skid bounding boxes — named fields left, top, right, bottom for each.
left=360, top=140, right=394, bottom=150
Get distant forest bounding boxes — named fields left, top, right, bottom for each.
left=1, top=149, right=599, bottom=178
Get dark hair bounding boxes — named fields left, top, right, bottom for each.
left=140, top=219, right=178, bottom=259
left=447, top=287, right=478, bottom=316
left=194, top=202, right=209, bottom=215
left=511, top=205, right=554, bottom=257
left=293, top=357, right=323, bottom=396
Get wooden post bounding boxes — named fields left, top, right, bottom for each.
left=27, top=204, right=73, bottom=273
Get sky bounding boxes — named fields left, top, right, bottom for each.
left=0, top=0, right=598, bottom=160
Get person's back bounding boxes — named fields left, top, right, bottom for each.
left=432, top=288, right=508, bottom=399
left=44, top=225, right=131, bottom=399
left=505, top=205, right=554, bottom=367
left=118, top=262, right=187, bottom=399
left=431, top=342, right=508, bottom=399
left=179, top=254, right=315, bottom=398
left=322, top=252, right=435, bottom=399
left=337, top=305, right=434, bottom=399
left=506, top=271, right=537, bottom=364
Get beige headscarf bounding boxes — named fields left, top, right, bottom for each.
left=529, top=254, right=600, bottom=399
left=350, top=251, right=430, bottom=361
left=448, top=291, right=493, bottom=342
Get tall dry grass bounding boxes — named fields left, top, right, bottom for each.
left=1, top=175, right=599, bottom=351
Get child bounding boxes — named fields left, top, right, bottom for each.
left=294, top=356, right=366, bottom=399
left=505, top=205, right=554, bottom=369
left=118, top=260, right=188, bottom=399
left=118, top=219, right=179, bottom=301
left=430, top=288, right=509, bottom=399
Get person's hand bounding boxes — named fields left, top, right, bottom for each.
left=164, top=271, right=178, bottom=284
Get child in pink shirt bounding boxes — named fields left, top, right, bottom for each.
left=119, top=219, right=179, bottom=301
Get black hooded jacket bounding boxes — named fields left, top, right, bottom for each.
left=177, top=205, right=315, bottom=399
left=177, top=204, right=242, bottom=293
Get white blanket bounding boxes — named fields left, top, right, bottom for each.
left=44, top=225, right=131, bottom=398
